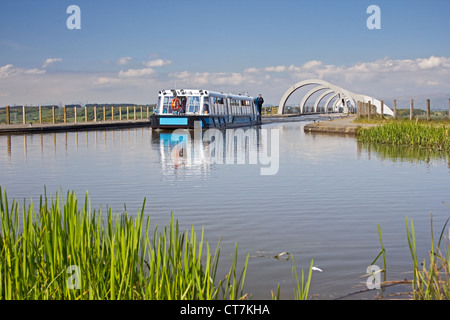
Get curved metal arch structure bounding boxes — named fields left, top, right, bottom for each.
left=314, top=89, right=334, bottom=113
left=299, top=85, right=329, bottom=113
left=278, top=79, right=393, bottom=116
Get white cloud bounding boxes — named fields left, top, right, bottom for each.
left=117, top=56, right=132, bottom=65
left=287, top=64, right=301, bottom=72
left=170, top=71, right=191, bottom=79
left=244, top=67, right=260, bottom=74
left=426, top=80, right=439, bottom=86
left=169, top=71, right=246, bottom=87
left=1, top=55, right=449, bottom=106
left=42, top=58, right=62, bottom=68
left=1, top=64, right=47, bottom=77
left=24, top=68, right=46, bottom=75
left=416, top=56, right=445, bottom=70
left=94, top=77, right=122, bottom=85
left=143, top=59, right=172, bottom=67
left=0, top=64, right=14, bottom=77
left=265, top=65, right=286, bottom=72
left=118, top=67, right=156, bottom=78
left=302, top=60, right=322, bottom=70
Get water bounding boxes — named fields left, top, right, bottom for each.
left=1, top=118, right=449, bottom=299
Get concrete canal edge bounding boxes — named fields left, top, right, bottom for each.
left=0, top=119, right=152, bottom=135
left=303, top=115, right=376, bottom=135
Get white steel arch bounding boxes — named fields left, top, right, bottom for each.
left=324, top=93, right=339, bottom=113
left=314, top=89, right=334, bottom=113
left=278, top=79, right=393, bottom=116
left=299, top=85, right=329, bottom=113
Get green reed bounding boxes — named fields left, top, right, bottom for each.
left=406, top=214, right=450, bottom=300
left=292, top=258, right=313, bottom=300
left=356, top=121, right=450, bottom=151
left=0, top=188, right=250, bottom=300
left=373, top=214, right=449, bottom=299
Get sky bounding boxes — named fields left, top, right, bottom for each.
left=1, top=0, right=450, bottom=108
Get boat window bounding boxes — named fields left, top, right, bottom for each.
left=186, top=96, right=200, bottom=114
left=212, top=97, right=225, bottom=115
left=244, top=100, right=252, bottom=114
left=202, top=96, right=210, bottom=114
left=163, top=96, right=173, bottom=113
left=157, top=96, right=162, bottom=113
left=241, top=100, right=248, bottom=114
left=231, top=99, right=240, bottom=115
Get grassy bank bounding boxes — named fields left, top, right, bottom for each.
left=0, top=189, right=313, bottom=300
left=356, top=119, right=450, bottom=151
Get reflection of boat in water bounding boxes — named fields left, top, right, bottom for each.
left=150, top=89, right=261, bottom=129
left=156, top=131, right=209, bottom=174
left=152, top=126, right=279, bottom=176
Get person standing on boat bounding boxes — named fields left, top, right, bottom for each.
left=256, top=94, right=264, bottom=122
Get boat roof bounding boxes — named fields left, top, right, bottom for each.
left=158, top=89, right=254, bottom=100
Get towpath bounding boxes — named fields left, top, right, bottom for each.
left=303, top=115, right=377, bottom=135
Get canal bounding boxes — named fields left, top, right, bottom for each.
left=1, top=116, right=449, bottom=299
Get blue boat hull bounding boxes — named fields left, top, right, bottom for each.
left=150, top=114, right=261, bottom=129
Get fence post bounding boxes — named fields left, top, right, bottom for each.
left=140, top=106, right=143, bottom=119
left=23, top=105, right=26, bottom=124
left=119, top=106, right=122, bottom=120
left=410, top=99, right=414, bottom=121
left=134, top=106, right=136, bottom=120
left=111, top=106, right=114, bottom=121
left=64, top=106, right=67, bottom=123
left=147, top=106, right=149, bottom=118
left=393, top=100, right=397, bottom=120
left=52, top=106, right=55, bottom=124
left=380, top=100, right=384, bottom=119
left=103, top=106, right=106, bottom=122
left=85, top=107, right=88, bottom=122
left=39, top=106, right=42, bottom=124
left=94, top=106, right=97, bottom=122
left=127, top=106, right=129, bottom=120
left=6, top=106, right=10, bottom=124
left=426, top=99, right=431, bottom=121
left=74, top=107, right=77, bottom=123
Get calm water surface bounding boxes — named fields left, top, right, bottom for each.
left=1, top=117, right=449, bottom=299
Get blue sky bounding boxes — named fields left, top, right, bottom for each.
left=1, top=0, right=449, bottom=106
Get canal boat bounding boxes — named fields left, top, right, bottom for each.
left=150, top=89, right=261, bottom=129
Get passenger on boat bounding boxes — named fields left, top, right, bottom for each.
left=256, top=94, right=264, bottom=114
left=203, top=102, right=209, bottom=115
left=256, top=94, right=264, bottom=121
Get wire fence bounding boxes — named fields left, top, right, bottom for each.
left=357, top=98, right=450, bottom=121
left=0, top=105, right=156, bottom=125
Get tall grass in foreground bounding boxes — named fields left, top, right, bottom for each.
left=372, top=214, right=450, bottom=300
left=356, top=121, right=450, bottom=151
left=292, top=258, right=313, bottom=300
left=0, top=188, right=314, bottom=300
left=0, top=189, right=249, bottom=300
left=406, top=214, right=450, bottom=299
